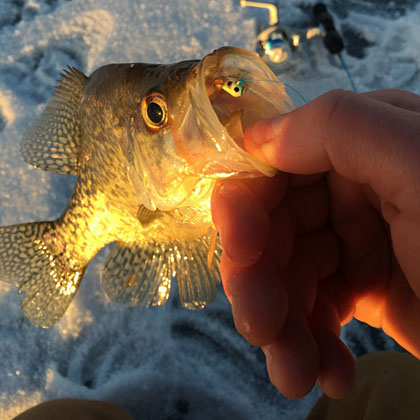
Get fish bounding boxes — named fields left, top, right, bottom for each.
left=0, top=47, right=295, bottom=328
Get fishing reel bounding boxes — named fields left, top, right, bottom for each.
left=255, top=26, right=299, bottom=65
left=241, top=1, right=344, bottom=64
left=241, top=1, right=356, bottom=90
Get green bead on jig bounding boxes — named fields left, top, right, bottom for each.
left=222, top=80, right=245, bottom=97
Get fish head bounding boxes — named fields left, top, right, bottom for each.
left=90, top=47, right=295, bottom=212
left=119, top=60, right=204, bottom=212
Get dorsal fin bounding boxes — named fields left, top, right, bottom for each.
left=20, top=66, right=87, bottom=175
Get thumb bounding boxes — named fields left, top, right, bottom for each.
left=244, top=89, right=420, bottom=210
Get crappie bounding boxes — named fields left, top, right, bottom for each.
left=0, top=47, right=295, bottom=327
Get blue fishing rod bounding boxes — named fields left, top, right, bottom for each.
left=313, top=2, right=358, bottom=92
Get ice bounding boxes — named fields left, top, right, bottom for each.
left=0, top=0, right=418, bottom=419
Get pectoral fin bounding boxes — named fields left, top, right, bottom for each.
left=101, top=236, right=221, bottom=309
left=137, top=205, right=163, bottom=226
left=174, top=237, right=221, bottom=309
left=101, top=242, right=172, bottom=307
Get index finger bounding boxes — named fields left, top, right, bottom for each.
left=244, top=89, right=420, bottom=212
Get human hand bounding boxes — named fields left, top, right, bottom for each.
left=211, top=89, right=420, bottom=399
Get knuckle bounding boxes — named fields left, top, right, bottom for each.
left=314, top=89, right=359, bottom=168
left=318, top=89, right=356, bottom=129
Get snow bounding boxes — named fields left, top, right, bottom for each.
left=0, top=0, right=418, bottom=419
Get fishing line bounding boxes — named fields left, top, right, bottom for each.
left=338, top=54, right=358, bottom=92
left=312, top=3, right=358, bottom=93
left=283, top=82, right=308, bottom=104
left=235, top=79, right=308, bottom=104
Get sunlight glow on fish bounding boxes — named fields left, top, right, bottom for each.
left=0, top=47, right=295, bottom=327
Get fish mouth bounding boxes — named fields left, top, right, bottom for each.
left=179, top=47, right=296, bottom=178
left=128, top=48, right=296, bottom=212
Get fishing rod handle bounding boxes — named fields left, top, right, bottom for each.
left=313, top=3, right=344, bottom=54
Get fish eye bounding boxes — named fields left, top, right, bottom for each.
left=147, top=103, right=163, bottom=123
left=141, top=93, right=168, bottom=130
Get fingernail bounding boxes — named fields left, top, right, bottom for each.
left=249, top=116, right=285, bottom=145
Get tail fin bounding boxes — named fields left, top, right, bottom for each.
left=0, top=221, right=85, bottom=328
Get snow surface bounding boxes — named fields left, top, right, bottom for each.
left=0, top=0, right=418, bottom=419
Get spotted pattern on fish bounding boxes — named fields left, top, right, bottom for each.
left=0, top=222, right=85, bottom=326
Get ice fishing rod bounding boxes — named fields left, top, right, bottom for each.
left=312, top=3, right=357, bottom=92
left=240, top=1, right=358, bottom=92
